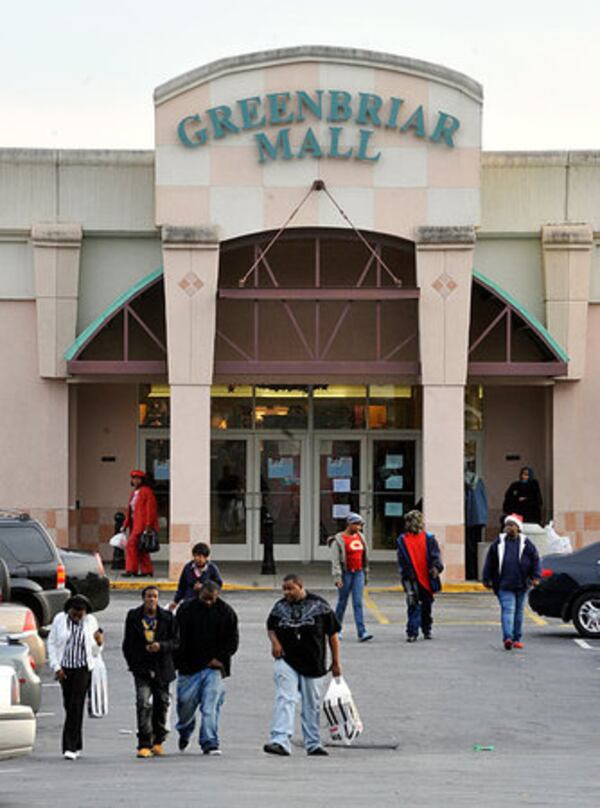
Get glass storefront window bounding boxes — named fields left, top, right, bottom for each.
left=211, top=385, right=253, bottom=430
left=254, top=386, right=308, bottom=430
left=313, top=385, right=366, bottom=430
left=465, top=385, right=484, bottom=431
left=211, top=439, right=247, bottom=544
left=139, top=384, right=170, bottom=427
left=367, top=385, right=421, bottom=429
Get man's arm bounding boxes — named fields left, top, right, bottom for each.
left=267, top=629, right=284, bottom=659
left=329, top=633, right=342, bottom=678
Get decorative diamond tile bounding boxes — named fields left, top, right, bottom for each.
left=432, top=271, right=458, bottom=299
left=179, top=271, right=204, bottom=297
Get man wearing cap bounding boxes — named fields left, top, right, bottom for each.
left=123, top=470, right=159, bottom=577
left=328, top=512, right=373, bottom=642
left=482, top=514, right=541, bottom=650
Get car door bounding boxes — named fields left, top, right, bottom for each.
left=0, top=524, right=57, bottom=587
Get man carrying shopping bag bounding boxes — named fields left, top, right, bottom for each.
left=263, top=574, right=341, bottom=758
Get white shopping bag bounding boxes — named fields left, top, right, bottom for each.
left=322, top=676, right=363, bottom=745
left=88, top=653, right=109, bottom=718
left=109, top=531, right=127, bottom=550
left=545, top=521, right=573, bottom=555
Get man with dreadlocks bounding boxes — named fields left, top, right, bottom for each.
left=396, top=510, right=444, bottom=642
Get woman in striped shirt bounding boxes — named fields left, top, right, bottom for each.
left=48, top=595, right=104, bottom=759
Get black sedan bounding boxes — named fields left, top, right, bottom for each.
left=529, top=542, right=600, bottom=638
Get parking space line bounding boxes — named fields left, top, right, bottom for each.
left=364, top=590, right=390, bottom=625
left=574, top=638, right=594, bottom=650
left=525, top=607, right=547, bottom=626
left=36, top=711, right=55, bottom=717
left=42, top=682, right=60, bottom=688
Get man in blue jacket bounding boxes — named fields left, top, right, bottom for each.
left=482, top=513, right=541, bottom=650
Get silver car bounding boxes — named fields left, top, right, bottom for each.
left=0, top=636, right=41, bottom=713
left=0, top=664, right=35, bottom=759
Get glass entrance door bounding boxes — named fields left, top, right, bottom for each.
left=139, top=429, right=170, bottom=558
left=369, top=438, right=419, bottom=552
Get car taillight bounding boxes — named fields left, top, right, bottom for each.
left=11, top=674, right=20, bottom=704
left=56, top=562, right=66, bottom=589
left=22, top=609, right=37, bottom=633
left=541, top=568, right=554, bottom=578
left=94, top=552, right=105, bottom=576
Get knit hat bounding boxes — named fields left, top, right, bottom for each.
left=504, top=513, right=524, bottom=532
left=346, top=512, right=364, bottom=525
left=130, top=469, right=146, bottom=479
left=404, top=510, right=424, bottom=534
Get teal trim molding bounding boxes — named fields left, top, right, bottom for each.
left=64, top=267, right=164, bottom=361
left=473, top=269, right=569, bottom=363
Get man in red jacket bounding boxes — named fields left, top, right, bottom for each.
left=123, top=470, right=159, bottom=577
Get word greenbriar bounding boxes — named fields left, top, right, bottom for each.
left=177, top=90, right=460, bottom=163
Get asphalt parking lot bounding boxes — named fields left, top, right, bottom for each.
left=2, top=589, right=599, bottom=808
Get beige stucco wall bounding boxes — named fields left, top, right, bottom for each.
left=0, top=301, right=70, bottom=542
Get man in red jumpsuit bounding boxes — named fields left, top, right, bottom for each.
left=123, top=470, right=159, bottom=577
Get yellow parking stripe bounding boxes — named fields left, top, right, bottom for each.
left=525, top=607, right=548, bottom=626
left=363, top=590, right=390, bottom=625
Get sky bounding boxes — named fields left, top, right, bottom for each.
left=1, top=0, right=599, bottom=151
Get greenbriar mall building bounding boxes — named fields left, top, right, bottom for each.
left=2, top=46, right=600, bottom=580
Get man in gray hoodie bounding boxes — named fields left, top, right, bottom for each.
left=329, top=513, right=373, bottom=642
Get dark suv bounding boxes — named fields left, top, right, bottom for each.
left=0, top=511, right=109, bottom=629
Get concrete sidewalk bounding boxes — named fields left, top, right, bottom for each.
left=108, top=560, right=486, bottom=592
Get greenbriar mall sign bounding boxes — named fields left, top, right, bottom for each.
left=177, top=90, right=461, bottom=163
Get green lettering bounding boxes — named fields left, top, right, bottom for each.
left=430, top=111, right=460, bottom=147
left=385, top=97, right=404, bottom=129
left=328, top=127, right=353, bottom=159
left=327, top=90, right=352, bottom=123
left=297, top=127, right=323, bottom=159
left=207, top=105, right=239, bottom=139
left=255, top=129, right=293, bottom=163
left=238, top=97, right=266, bottom=130
left=177, top=115, right=208, bottom=147
left=399, top=105, right=426, bottom=138
left=356, top=93, right=383, bottom=126
left=267, top=93, right=294, bottom=125
left=296, top=90, right=323, bottom=123
left=356, top=129, right=381, bottom=162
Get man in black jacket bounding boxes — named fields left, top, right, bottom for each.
left=175, top=581, right=239, bottom=755
left=122, top=585, right=179, bottom=758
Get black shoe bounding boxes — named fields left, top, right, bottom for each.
left=178, top=736, right=189, bottom=752
left=263, top=742, right=290, bottom=756
left=307, top=747, right=329, bottom=756
left=424, top=632, right=432, bottom=640
left=121, top=571, right=135, bottom=578
left=406, top=635, right=418, bottom=643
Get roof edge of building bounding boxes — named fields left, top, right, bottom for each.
left=153, top=45, right=484, bottom=105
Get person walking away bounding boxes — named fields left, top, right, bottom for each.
left=122, top=585, right=179, bottom=758
left=482, top=513, right=541, bottom=650
left=123, top=469, right=159, bottom=577
left=263, top=574, right=341, bottom=757
left=175, top=581, right=239, bottom=755
left=396, top=510, right=444, bottom=642
left=168, top=542, right=223, bottom=610
left=329, top=512, right=373, bottom=642
left=502, top=466, right=543, bottom=526
left=47, top=594, right=103, bottom=760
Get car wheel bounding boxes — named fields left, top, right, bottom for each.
left=0, top=558, right=11, bottom=603
left=572, top=592, right=600, bottom=638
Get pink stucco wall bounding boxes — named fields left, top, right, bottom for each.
left=483, top=385, right=551, bottom=534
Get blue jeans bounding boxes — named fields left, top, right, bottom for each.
left=335, top=570, right=367, bottom=637
left=406, top=583, right=433, bottom=638
left=176, top=668, right=225, bottom=752
left=269, top=659, right=323, bottom=753
left=498, top=589, right=527, bottom=642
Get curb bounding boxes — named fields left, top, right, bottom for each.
left=110, top=580, right=487, bottom=594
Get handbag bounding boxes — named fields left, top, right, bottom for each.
left=139, top=529, right=160, bottom=554
left=322, top=676, right=363, bottom=745
left=88, top=653, right=109, bottom=718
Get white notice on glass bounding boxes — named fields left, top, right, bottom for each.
left=385, top=502, right=404, bottom=517
left=333, top=478, right=351, bottom=493
left=332, top=503, right=351, bottom=520
left=386, top=454, right=404, bottom=470
left=385, top=475, right=404, bottom=490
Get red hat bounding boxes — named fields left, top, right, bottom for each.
left=130, top=469, right=146, bottom=479
left=504, top=513, right=524, bottom=531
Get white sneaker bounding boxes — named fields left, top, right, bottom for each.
left=63, top=751, right=77, bottom=760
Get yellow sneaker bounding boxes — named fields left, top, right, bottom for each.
left=151, top=744, right=165, bottom=757
left=137, top=748, right=153, bottom=759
